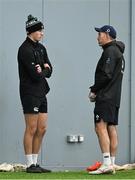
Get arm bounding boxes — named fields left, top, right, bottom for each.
left=42, top=47, right=53, bottom=78
left=90, top=50, right=117, bottom=93
left=90, top=72, right=111, bottom=93
left=20, top=48, right=48, bottom=81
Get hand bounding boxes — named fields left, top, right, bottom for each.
left=88, top=91, right=96, bottom=102
left=44, top=63, right=51, bottom=69
left=35, top=64, right=42, bottom=73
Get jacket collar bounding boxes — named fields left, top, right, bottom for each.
left=102, top=40, right=116, bottom=50
left=26, top=37, right=39, bottom=47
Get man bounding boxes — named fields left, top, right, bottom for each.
left=17, top=15, right=52, bottom=173
left=89, top=25, right=125, bottom=174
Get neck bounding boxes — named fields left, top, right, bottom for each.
left=101, top=39, right=115, bottom=47
left=28, top=35, right=37, bottom=42
left=104, top=39, right=113, bottom=45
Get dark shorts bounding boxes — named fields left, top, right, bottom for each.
left=94, top=101, right=119, bottom=125
left=20, top=95, right=48, bottom=114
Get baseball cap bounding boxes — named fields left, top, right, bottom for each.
left=95, top=25, right=117, bottom=39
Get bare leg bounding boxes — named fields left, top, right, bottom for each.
left=32, top=113, right=48, bottom=154
left=24, top=114, right=38, bottom=154
left=107, top=125, right=118, bottom=157
left=95, top=119, right=110, bottom=153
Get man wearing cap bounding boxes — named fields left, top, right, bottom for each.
left=89, top=25, right=125, bottom=174
left=17, top=15, right=52, bottom=173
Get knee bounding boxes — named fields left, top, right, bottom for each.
left=37, top=125, right=47, bottom=136
left=95, top=123, right=106, bottom=136
left=95, top=125, right=100, bottom=136
left=95, top=123, right=102, bottom=134
left=26, top=125, right=37, bottom=136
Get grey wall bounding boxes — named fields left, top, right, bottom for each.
left=0, top=0, right=133, bottom=169
left=109, top=0, right=131, bottom=164
left=130, top=0, right=135, bottom=163
left=0, top=0, right=43, bottom=163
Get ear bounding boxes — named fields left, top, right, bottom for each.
left=105, top=33, right=111, bottom=40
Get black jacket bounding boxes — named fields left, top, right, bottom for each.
left=18, top=37, right=52, bottom=97
left=90, top=40, right=125, bottom=107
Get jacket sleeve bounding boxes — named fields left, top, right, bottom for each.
left=42, top=47, right=53, bottom=78
left=20, top=48, right=49, bottom=82
left=90, top=49, right=117, bottom=93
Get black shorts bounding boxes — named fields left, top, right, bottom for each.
left=94, top=101, right=119, bottom=125
left=20, top=95, right=48, bottom=114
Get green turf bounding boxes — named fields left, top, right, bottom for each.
left=0, top=170, right=135, bottom=179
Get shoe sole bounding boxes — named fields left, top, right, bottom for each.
left=89, top=169, right=115, bottom=175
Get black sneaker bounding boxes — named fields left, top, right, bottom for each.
left=26, top=164, right=42, bottom=173
left=36, top=164, right=52, bottom=173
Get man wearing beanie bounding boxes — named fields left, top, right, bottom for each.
left=17, top=15, right=52, bottom=173
left=88, top=25, right=125, bottom=174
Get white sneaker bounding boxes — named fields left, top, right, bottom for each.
left=89, top=164, right=115, bottom=175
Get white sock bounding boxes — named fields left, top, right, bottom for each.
left=26, top=154, right=33, bottom=167
left=32, top=154, right=38, bottom=165
left=111, top=156, right=115, bottom=165
left=103, top=152, right=111, bottom=166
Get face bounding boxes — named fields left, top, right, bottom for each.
left=29, top=30, right=44, bottom=42
left=97, top=32, right=110, bottom=46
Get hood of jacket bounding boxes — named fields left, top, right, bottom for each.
left=115, top=41, right=125, bottom=54
left=103, top=40, right=125, bottom=54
